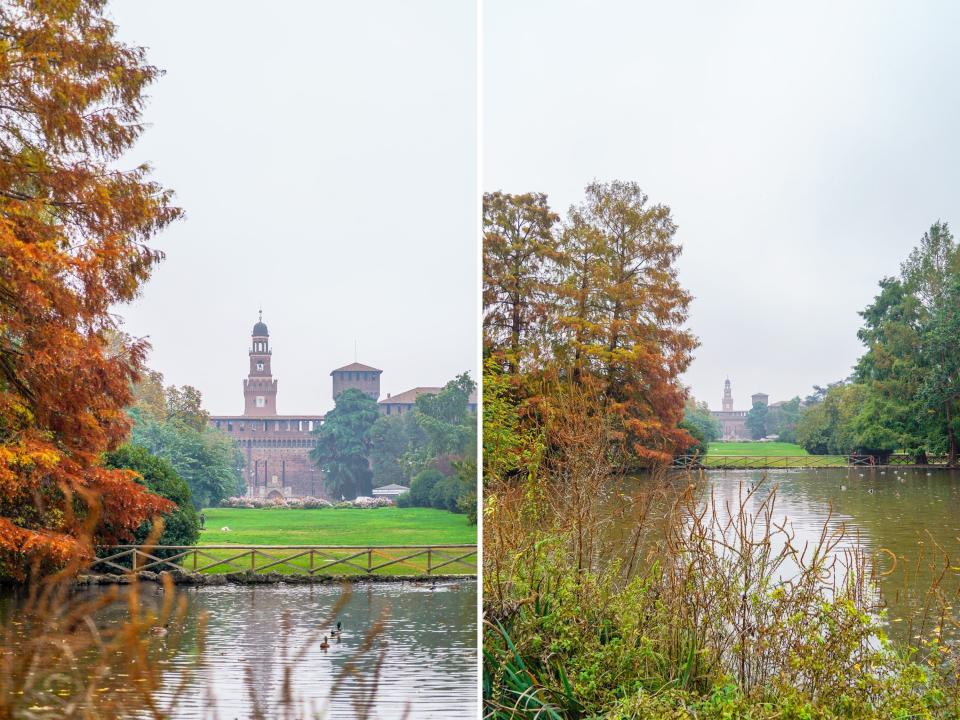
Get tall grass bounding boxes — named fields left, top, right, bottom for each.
left=0, top=519, right=403, bottom=719
left=483, top=387, right=960, bottom=718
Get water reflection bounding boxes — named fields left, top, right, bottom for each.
left=1, top=580, right=477, bottom=719
left=622, top=468, right=960, bottom=644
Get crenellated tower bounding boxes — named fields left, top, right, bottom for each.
left=243, top=311, right=278, bottom=416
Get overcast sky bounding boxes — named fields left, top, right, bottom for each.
left=110, top=1, right=477, bottom=415
left=485, top=0, right=960, bottom=410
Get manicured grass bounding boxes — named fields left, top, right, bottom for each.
left=198, top=507, right=476, bottom=546
left=182, top=507, right=477, bottom=576
left=707, top=441, right=810, bottom=456
left=696, top=441, right=851, bottom=468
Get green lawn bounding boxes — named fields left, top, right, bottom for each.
left=198, top=507, right=476, bottom=546
left=179, top=507, right=477, bottom=576
left=707, top=441, right=810, bottom=456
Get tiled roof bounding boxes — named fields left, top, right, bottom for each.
left=378, top=387, right=443, bottom=405
left=378, top=387, right=480, bottom=406
left=330, top=362, right=382, bottom=374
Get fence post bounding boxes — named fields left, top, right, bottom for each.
left=193, top=548, right=197, bottom=572
left=427, top=548, right=432, bottom=575
left=132, top=548, right=138, bottom=573
left=367, top=548, right=372, bottom=575
left=309, top=549, right=314, bottom=575
left=250, top=550, right=256, bottom=572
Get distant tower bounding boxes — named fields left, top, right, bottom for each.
left=751, top=392, right=769, bottom=408
left=330, top=362, right=383, bottom=401
left=722, top=378, right=734, bottom=411
left=243, top=311, right=278, bottom=416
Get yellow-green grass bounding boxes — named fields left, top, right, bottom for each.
left=183, top=507, right=477, bottom=576
left=707, top=441, right=810, bottom=456
left=699, top=442, right=849, bottom=468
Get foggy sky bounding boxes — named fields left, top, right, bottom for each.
left=110, top=1, right=477, bottom=415
left=485, top=1, right=960, bottom=410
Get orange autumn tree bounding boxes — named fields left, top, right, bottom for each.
left=483, top=181, right=697, bottom=468
left=0, top=0, right=181, bottom=577
left=559, top=181, right=697, bottom=463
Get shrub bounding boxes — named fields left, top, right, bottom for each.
left=102, top=445, right=199, bottom=555
left=395, top=491, right=412, bottom=508
left=430, top=474, right=462, bottom=512
left=409, top=468, right=444, bottom=506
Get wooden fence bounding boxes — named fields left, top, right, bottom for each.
left=92, top=544, right=477, bottom=577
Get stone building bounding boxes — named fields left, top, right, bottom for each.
left=209, top=315, right=325, bottom=499
left=378, top=387, right=478, bottom=416
left=331, top=362, right=382, bottom=401
left=710, top=379, right=749, bottom=440
left=208, top=313, right=467, bottom=499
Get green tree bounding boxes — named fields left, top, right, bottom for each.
left=767, top=397, right=802, bottom=443
left=745, top=402, right=768, bottom=440
left=679, top=399, right=721, bottom=455
left=414, top=372, right=477, bottom=459
left=311, top=389, right=379, bottom=499
left=102, top=445, right=199, bottom=549
left=919, top=276, right=960, bottom=464
left=483, top=191, right=561, bottom=365
left=130, top=410, right=243, bottom=508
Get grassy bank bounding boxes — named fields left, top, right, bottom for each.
left=184, top=507, right=477, bottom=576
left=706, top=441, right=809, bottom=455
left=698, top=441, right=853, bottom=467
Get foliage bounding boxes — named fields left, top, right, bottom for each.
left=413, top=372, right=477, bottom=459
left=369, top=412, right=421, bottom=486
left=483, top=181, right=697, bottom=467
left=0, top=0, right=182, bottom=577
left=679, top=398, right=720, bottom=455
left=745, top=400, right=769, bottom=439
left=409, top=468, right=444, bottom=507
left=793, top=221, right=960, bottom=463
left=484, top=471, right=959, bottom=719
left=311, top=388, right=379, bottom=500
left=369, top=373, right=477, bottom=519
left=483, top=191, right=561, bottom=367
left=765, top=396, right=801, bottom=442
left=102, top=444, right=199, bottom=549
left=130, top=408, right=243, bottom=509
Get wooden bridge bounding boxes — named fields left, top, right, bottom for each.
left=92, top=544, right=477, bottom=577
left=672, top=454, right=954, bottom=470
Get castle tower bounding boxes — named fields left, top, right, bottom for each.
left=330, top=362, right=382, bottom=401
left=243, top=311, right=278, bottom=416
left=722, top=378, right=734, bottom=411
left=750, top=392, right=769, bottom=408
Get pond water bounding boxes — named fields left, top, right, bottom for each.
left=1, top=579, right=477, bottom=719
left=625, top=467, right=960, bottom=644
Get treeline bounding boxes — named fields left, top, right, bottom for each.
left=483, top=181, right=697, bottom=467
left=795, top=222, right=959, bottom=464
left=312, top=374, right=477, bottom=521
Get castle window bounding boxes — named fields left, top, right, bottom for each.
left=257, top=362, right=264, bottom=372
left=256, top=396, right=265, bottom=408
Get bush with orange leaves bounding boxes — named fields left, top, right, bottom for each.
left=0, top=0, right=182, bottom=579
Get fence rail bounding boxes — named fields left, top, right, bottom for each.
left=671, top=454, right=953, bottom=470
left=91, top=544, right=477, bottom=577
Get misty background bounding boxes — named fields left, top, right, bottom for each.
left=485, top=0, right=960, bottom=410
left=110, top=1, right=477, bottom=415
